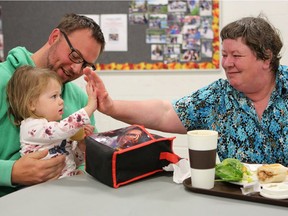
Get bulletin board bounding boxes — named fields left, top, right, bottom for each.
left=97, top=0, right=220, bottom=71
left=0, top=0, right=220, bottom=71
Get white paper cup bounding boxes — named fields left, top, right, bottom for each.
left=187, top=130, right=218, bottom=189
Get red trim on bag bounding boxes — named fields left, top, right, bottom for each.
left=114, top=169, right=164, bottom=188
left=112, top=152, right=117, bottom=187
left=134, top=125, right=156, bottom=140
left=113, top=136, right=175, bottom=153
left=159, top=152, right=180, bottom=164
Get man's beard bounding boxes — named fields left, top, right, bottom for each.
left=46, top=46, right=68, bottom=84
left=47, top=45, right=57, bottom=71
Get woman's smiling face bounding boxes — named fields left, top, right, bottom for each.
left=221, top=37, right=270, bottom=94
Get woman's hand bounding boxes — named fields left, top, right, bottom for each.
left=83, top=68, right=114, bottom=115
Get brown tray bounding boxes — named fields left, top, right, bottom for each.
left=183, top=178, right=288, bottom=207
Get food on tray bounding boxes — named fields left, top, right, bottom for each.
left=257, top=164, right=287, bottom=184
left=215, top=158, right=253, bottom=183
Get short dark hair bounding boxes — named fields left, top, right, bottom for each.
left=57, top=13, right=105, bottom=54
left=220, top=15, right=283, bottom=73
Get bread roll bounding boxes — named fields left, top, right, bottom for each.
left=257, top=164, right=287, bottom=184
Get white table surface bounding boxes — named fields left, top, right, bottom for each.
left=0, top=173, right=287, bottom=216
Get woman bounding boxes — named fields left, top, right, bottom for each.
left=86, top=16, right=288, bottom=166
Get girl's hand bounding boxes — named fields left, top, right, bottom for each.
left=83, top=124, right=95, bottom=137
left=83, top=68, right=114, bottom=115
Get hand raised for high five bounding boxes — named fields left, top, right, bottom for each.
left=83, top=68, right=114, bottom=115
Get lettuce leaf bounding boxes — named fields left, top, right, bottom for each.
left=215, top=158, right=244, bottom=182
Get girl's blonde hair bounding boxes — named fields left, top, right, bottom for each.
left=7, top=65, right=63, bottom=126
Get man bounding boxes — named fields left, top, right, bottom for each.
left=0, top=13, right=105, bottom=197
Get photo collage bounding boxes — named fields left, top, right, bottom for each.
left=129, top=0, right=215, bottom=64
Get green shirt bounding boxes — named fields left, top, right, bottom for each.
left=0, top=47, right=96, bottom=197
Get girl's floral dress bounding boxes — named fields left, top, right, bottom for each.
left=20, top=108, right=90, bottom=178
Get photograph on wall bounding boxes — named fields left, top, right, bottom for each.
left=168, top=0, right=187, bottom=13
left=100, top=14, right=128, bottom=51
left=199, top=0, right=212, bottom=16
left=129, top=0, right=148, bottom=13
left=151, top=44, right=164, bottom=60
left=163, top=44, right=181, bottom=62
left=148, top=13, right=167, bottom=29
left=129, top=0, right=148, bottom=24
left=129, top=13, right=148, bottom=24
left=148, top=0, right=168, bottom=13
left=146, top=28, right=166, bottom=43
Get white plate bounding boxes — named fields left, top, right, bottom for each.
left=228, top=163, right=261, bottom=186
left=259, top=182, right=288, bottom=200
left=260, top=191, right=288, bottom=200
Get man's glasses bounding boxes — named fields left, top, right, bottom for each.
left=60, top=29, right=96, bottom=71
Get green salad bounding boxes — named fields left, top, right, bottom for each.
left=215, top=158, right=253, bottom=182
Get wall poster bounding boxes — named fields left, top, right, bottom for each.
left=95, top=0, right=220, bottom=71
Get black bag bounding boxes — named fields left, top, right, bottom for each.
left=85, top=125, right=180, bottom=188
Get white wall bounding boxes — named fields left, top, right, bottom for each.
left=74, top=0, right=288, bottom=159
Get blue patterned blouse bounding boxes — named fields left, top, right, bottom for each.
left=173, top=65, right=288, bottom=166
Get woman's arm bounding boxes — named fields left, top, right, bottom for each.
left=83, top=69, right=186, bottom=134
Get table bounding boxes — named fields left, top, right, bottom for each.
left=0, top=173, right=287, bottom=216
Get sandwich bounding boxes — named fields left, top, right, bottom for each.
left=257, top=164, right=287, bottom=183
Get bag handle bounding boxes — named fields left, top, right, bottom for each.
left=160, top=152, right=180, bottom=164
